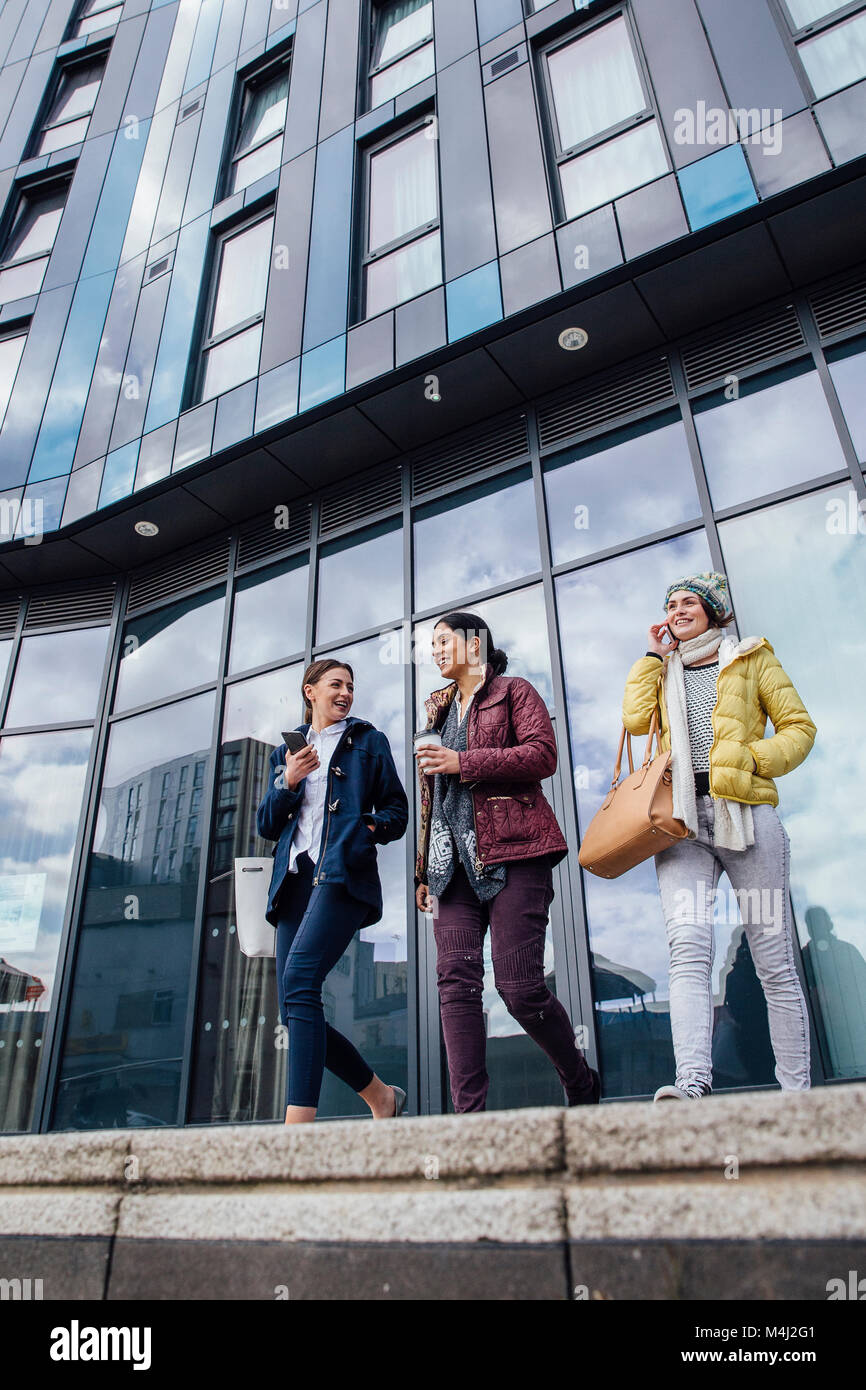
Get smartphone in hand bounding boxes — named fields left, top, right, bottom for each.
left=282, top=731, right=308, bottom=754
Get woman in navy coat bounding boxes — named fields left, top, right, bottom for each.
left=256, top=657, right=409, bottom=1124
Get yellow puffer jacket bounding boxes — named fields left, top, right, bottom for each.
left=622, top=636, right=817, bottom=807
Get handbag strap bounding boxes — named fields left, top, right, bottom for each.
left=611, top=704, right=663, bottom=786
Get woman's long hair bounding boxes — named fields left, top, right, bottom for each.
left=434, top=611, right=508, bottom=676
left=301, top=657, right=354, bottom=723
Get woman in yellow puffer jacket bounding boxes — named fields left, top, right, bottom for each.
left=621, top=570, right=816, bottom=1103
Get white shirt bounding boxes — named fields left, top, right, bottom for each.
left=275, top=720, right=347, bottom=873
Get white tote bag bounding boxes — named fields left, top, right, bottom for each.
left=234, top=858, right=276, bottom=957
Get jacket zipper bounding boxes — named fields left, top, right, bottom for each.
left=465, top=697, right=484, bottom=873
left=660, top=640, right=766, bottom=798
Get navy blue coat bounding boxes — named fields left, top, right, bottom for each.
left=255, top=716, right=409, bottom=927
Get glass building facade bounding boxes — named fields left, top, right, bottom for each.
left=0, top=0, right=864, bottom=1131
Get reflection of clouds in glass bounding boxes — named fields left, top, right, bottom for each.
left=414, top=476, right=541, bottom=614
left=414, top=584, right=553, bottom=724
left=695, top=371, right=845, bottom=510
left=115, top=593, right=224, bottom=712
left=6, top=627, right=108, bottom=727
left=102, top=692, right=214, bottom=789
left=556, top=533, right=712, bottom=1005
left=719, top=487, right=866, bottom=1035
left=223, top=663, right=303, bottom=746
left=229, top=564, right=309, bottom=675
left=828, top=351, right=866, bottom=461
left=317, top=527, right=403, bottom=646
left=545, top=420, right=701, bottom=565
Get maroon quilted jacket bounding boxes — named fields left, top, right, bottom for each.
left=415, top=665, right=568, bottom=884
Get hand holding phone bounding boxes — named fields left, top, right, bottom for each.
left=647, top=618, right=679, bottom=656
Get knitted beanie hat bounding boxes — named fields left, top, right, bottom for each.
left=665, top=571, right=730, bottom=620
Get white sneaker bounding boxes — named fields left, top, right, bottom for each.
left=653, top=1083, right=711, bottom=1101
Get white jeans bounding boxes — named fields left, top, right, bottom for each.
left=655, top=794, right=811, bottom=1093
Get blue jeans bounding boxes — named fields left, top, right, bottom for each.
left=654, top=795, right=811, bottom=1093
left=275, top=852, right=374, bottom=1108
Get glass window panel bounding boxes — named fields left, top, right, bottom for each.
left=693, top=364, right=848, bottom=510
left=4, top=191, right=65, bottom=265
left=0, top=257, right=47, bottom=301
left=235, top=71, right=289, bottom=159
left=370, top=42, right=435, bottom=107
left=555, top=531, right=755, bottom=1101
left=228, top=136, right=283, bottom=195
left=372, top=0, right=433, bottom=68
left=369, top=129, right=437, bottom=252
left=799, top=12, right=866, bottom=98
left=0, top=729, right=93, bottom=1132
left=47, top=62, right=103, bottom=124
left=228, top=557, right=309, bottom=675
left=785, top=0, right=848, bottom=24
left=316, top=522, right=403, bottom=645
left=547, top=17, right=645, bottom=151
left=544, top=415, right=701, bottom=565
left=827, top=341, right=866, bottom=463
left=75, top=0, right=122, bottom=34
left=0, top=335, right=25, bottom=426
left=5, top=627, right=109, bottom=727
left=114, top=588, right=225, bottom=714
left=719, top=486, right=866, bottom=1079
left=36, top=116, right=91, bottom=155
left=53, top=694, right=214, bottom=1129
left=201, top=323, right=262, bottom=400
left=223, top=662, right=305, bottom=746
left=210, top=218, right=273, bottom=338
left=365, top=229, right=441, bottom=317
left=560, top=121, right=668, bottom=220
left=413, top=472, right=542, bottom=615
left=0, top=640, right=11, bottom=694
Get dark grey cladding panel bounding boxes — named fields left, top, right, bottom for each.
left=433, top=0, right=479, bottom=70
left=212, top=378, right=256, bottom=453
left=556, top=206, right=623, bottom=289
left=485, top=282, right=665, bottom=397
left=318, top=0, right=360, bottom=142
left=0, top=48, right=53, bottom=170
left=41, top=132, right=114, bottom=293
left=696, top=0, right=807, bottom=122
left=0, top=283, right=75, bottom=490
left=475, top=0, right=524, bottom=48
left=629, top=0, right=729, bottom=169
left=182, top=445, right=309, bottom=520
left=34, top=0, right=76, bottom=55
left=815, top=82, right=866, bottom=167
left=88, top=14, right=148, bottom=139
left=0, top=2, right=28, bottom=70
left=269, top=0, right=300, bottom=36
left=438, top=52, right=497, bottom=281
left=212, top=0, right=247, bottom=71
left=616, top=174, right=689, bottom=262
left=484, top=62, right=551, bottom=256
left=500, top=234, right=560, bottom=317
left=346, top=311, right=394, bottom=389
left=73, top=251, right=146, bottom=469
left=768, top=175, right=866, bottom=287
left=301, top=122, right=353, bottom=351
left=357, top=348, right=522, bottom=451
left=0, top=166, right=15, bottom=224
left=266, top=407, right=399, bottom=489
left=183, top=61, right=234, bottom=224
left=151, top=104, right=202, bottom=243
left=635, top=223, right=790, bottom=338
left=395, top=285, right=446, bottom=366
left=282, top=0, right=327, bottom=161
left=0, top=59, right=27, bottom=142
left=122, top=3, right=180, bottom=122
left=108, top=269, right=172, bottom=452
left=239, top=0, right=273, bottom=57
left=5, top=0, right=51, bottom=64
left=260, top=146, right=316, bottom=373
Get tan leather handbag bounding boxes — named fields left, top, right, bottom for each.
left=578, top=708, right=691, bottom=878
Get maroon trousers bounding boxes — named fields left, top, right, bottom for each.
left=432, top=856, right=594, bottom=1111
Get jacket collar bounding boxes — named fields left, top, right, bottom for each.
left=423, top=663, right=498, bottom=727
left=657, top=635, right=769, bottom=680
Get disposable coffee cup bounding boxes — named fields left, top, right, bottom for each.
left=413, top=729, right=442, bottom=771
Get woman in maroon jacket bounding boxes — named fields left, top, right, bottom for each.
left=414, top=610, right=598, bottom=1112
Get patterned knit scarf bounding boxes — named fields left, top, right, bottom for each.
left=664, top=627, right=755, bottom=852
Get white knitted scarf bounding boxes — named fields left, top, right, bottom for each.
left=664, top=626, right=755, bottom=852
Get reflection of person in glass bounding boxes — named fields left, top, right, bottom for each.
left=802, top=906, right=866, bottom=1077
left=256, top=659, right=409, bottom=1124
left=415, top=611, right=598, bottom=1111
left=622, top=571, right=817, bottom=1101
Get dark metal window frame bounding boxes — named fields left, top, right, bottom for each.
left=190, top=205, right=276, bottom=408
left=534, top=3, right=669, bottom=225
left=64, top=0, right=123, bottom=42
left=0, top=172, right=72, bottom=296
left=365, top=0, right=435, bottom=111
left=771, top=0, right=866, bottom=101
left=220, top=48, right=292, bottom=204
left=355, top=108, right=442, bottom=323
left=25, top=49, right=108, bottom=162
left=779, top=0, right=864, bottom=38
